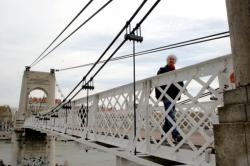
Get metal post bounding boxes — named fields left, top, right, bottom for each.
left=87, top=89, right=89, bottom=127
left=65, top=109, right=68, bottom=134
left=65, top=109, right=68, bottom=124
left=86, top=88, right=89, bottom=140
left=144, top=80, right=152, bottom=153
left=92, top=94, right=99, bottom=141
left=124, top=24, right=143, bottom=155
left=133, top=40, right=137, bottom=155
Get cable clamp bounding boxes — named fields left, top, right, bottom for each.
left=82, top=79, right=94, bottom=90
left=62, top=102, right=72, bottom=110
left=124, top=23, right=143, bottom=43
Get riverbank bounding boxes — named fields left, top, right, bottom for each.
left=0, top=140, right=115, bottom=166
left=0, top=159, right=10, bottom=166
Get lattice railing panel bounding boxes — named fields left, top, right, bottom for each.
left=24, top=55, right=233, bottom=166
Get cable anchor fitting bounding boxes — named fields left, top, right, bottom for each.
left=62, top=101, right=72, bottom=110
left=124, top=23, right=143, bottom=43
left=82, top=79, right=94, bottom=91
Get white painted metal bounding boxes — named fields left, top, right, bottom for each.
left=25, top=55, right=233, bottom=166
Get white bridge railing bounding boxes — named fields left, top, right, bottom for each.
left=25, top=55, right=233, bottom=166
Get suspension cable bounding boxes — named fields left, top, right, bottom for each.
left=46, top=0, right=149, bottom=114
left=30, top=0, right=114, bottom=67
left=82, top=0, right=148, bottom=81
left=56, top=31, right=230, bottom=72
left=59, top=0, right=162, bottom=108
left=51, top=0, right=162, bottom=114
left=88, top=0, right=161, bottom=83
left=30, top=0, right=94, bottom=67
left=60, top=32, right=226, bottom=113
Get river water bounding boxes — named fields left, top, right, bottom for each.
left=0, top=140, right=116, bottom=166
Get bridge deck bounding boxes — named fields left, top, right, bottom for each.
left=24, top=55, right=233, bottom=166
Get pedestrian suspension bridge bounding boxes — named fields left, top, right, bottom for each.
left=19, top=54, right=233, bottom=166
left=11, top=0, right=250, bottom=165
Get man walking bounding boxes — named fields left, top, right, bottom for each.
left=156, top=54, right=183, bottom=143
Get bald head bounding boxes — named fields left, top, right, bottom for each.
left=167, top=54, right=177, bottom=66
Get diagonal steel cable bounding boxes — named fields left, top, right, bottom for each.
left=55, top=31, right=230, bottom=72
left=31, top=0, right=114, bottom=67
left=30, top=0, right=94, bottom=67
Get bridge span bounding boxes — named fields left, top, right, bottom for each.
left=20, top=55, right=233, bottom=166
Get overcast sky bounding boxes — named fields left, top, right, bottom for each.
left=0, top=0, right=231, bottom=107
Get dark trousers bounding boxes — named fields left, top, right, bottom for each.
left=162, top=99, right=180, bottom=139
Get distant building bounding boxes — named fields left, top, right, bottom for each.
left=0, top=105, right=13, bottom=139
left=28, top=97, right=62, bottom=115
left=28, top=97, right=61, bottom=105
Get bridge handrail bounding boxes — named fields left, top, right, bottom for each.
left=74, top=54, right=232, bottom=104
left=25, top=54, right=233, bottom=166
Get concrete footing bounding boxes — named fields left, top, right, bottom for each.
left=214, top=85, right=250, bottom=166
left=11, top=129, right=55, bottom=166
left=214, top=123, right=250, bottom=166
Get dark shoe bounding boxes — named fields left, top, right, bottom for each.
left=173, top=135, right=183, bottom=144
left=161, top=139, right=169, bottom=146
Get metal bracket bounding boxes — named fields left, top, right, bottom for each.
left=25, top=66, right=30, bottom=71
left=124, top=23, right=143, bottom=43
left=51, top=114, right=59, bottom=118
left=43, top=117, right=50, bottom=121
left=62, top=102, right=72, bottom=110
left=82, top=79, right=95, bottom=90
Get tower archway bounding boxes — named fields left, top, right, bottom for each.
left=15, top=68, right=55, bottom=129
